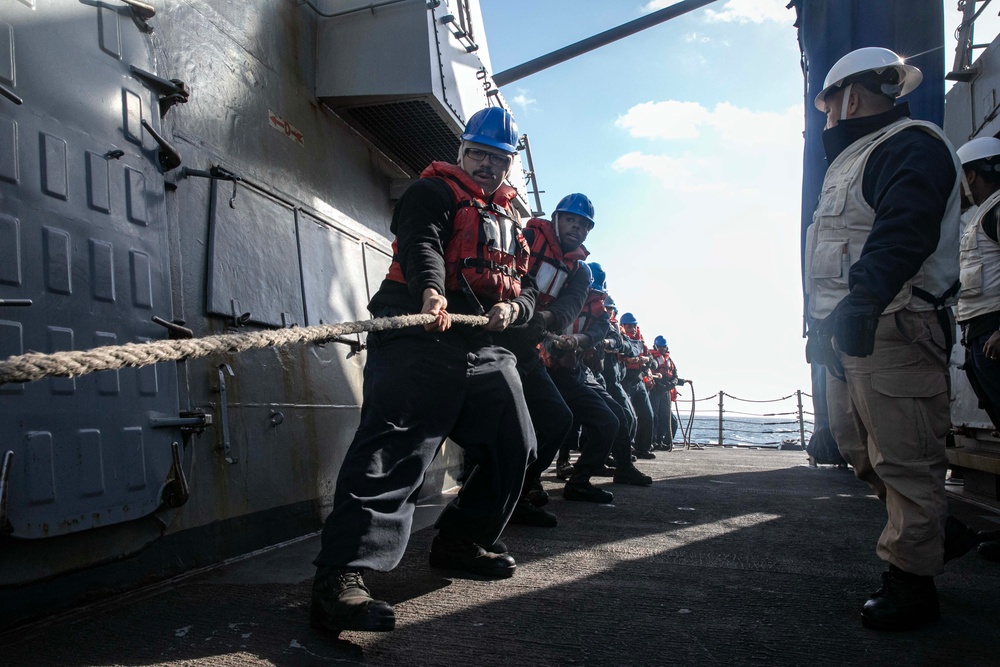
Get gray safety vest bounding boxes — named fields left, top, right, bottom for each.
left=805, top=117, right=961, bottom=320
left=957, top=190, right=1000, bottom=323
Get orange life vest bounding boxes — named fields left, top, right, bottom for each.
left=525, top=218, right=588, bottom=307
left=385, top=162, right=530, bottom=303
left=622, top=325, right=648, bottom=370
left=568, top=289, right=607, bottom=335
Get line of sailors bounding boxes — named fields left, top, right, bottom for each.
left=308, top=107, right=689, bottom=635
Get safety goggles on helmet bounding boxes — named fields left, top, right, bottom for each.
left=814, top=47, right=921, bottom=111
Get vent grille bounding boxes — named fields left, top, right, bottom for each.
left=341, top=100, right=462, bottom=176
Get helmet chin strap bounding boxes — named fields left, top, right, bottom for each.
left=552, top=212, right=562, bottom=242
left=961, top=171, right=975, bottom=205
left=840, top=84, right=853, bottom=121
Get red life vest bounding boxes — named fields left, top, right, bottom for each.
left=649, top=349, right=676, bottom=389
left=622, top=325, right=648, bottom=370
left=385, top=162, right=530, bottom=303
left=525, top=218, right=589, bottom=307
left=568, top=289, right=607, bottom=335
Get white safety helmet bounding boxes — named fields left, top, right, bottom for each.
left=813, top=47, right=922, bottom=111
left=957, top=137, right=1000, bottom=166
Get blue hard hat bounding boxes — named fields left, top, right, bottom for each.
left=604, top=294, right=617, bottom=310
left=620, top=312, right=637, bottom=325
left=578, top=261, right=594, bottom=289
left=461, top=107, right=519, bottom=154
left=554, top=193, right=595, bottom=226
left=654, top=335, right=667, bottom=347
left=588, top=262, right=607, bottom=291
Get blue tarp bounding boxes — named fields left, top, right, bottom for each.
left=789, top=0, right=947, bottom=448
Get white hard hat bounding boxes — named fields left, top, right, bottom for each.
left=813, top=47, right=922, bottom=111
left=957, top=137, right=1000, bottom=166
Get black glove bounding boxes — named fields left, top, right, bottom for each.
left=526, top=311, right=550, bottom=343
left=820, top=288, right=885, bottom=358
left=805, top=327, right=845, bottom=380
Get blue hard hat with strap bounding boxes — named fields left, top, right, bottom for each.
left=588, top=261, right=607, bottom=291
left=654, top=335, right=667, bottom=347
left=620, top=312, right=637, bottom=325
left=554, top=193, right=595, bottom=226
left=579, top=261, right=594, bottom=289
left=462, top=107, right=519, bottom=154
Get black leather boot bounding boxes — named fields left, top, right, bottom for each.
left=613, top=464, right=653, bottom=486
left=564, top=477, right=614, bottom=503
left=309, top=567, right=395, bottom=633
left=861, top=565, right=939, bottom=631
left=429, top=532, right=517, bottom=578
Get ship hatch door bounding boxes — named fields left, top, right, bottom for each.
left=0, top=2, right=178, bottom=539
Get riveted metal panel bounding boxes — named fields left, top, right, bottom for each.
left=40, top=133, right=68, bottom=200
left=0, top=319, right=23, bottom=395
left=120, top=427, right=147, bottom=491
left=98, top=6, right=121, bottom=59
left=25, top=431, right=56, bottom=506
left=122, top=89, right=143, bottom=145
left=130, top=249, right=152, bottom=308
left=93, top=331, right=119, bottom=395
left=136, top=336, right=157, bottom=396
left=43, top=226, right=71, bottom=295
left=0, top=22, right=13, bottom=85
left=363, top=243, right=392, bottom=303
left=0, top=214, right=21, bottom=285
left=207, top=181, right=304, bottom=327
left=0, top=116, right=17, bottom=184
left=77, top=429, right=106, bottom=498
left=0, top=0, right=178, bottom=543
left=90, top=239, right=115, bottom=303
left=86, top=151, right=111, bottom=213
left=46, top=326, right=75, bottom=395
left=42, top=226, right=71, bottom=295
left=297, top=212, right=369, bottom=325
left=125, top=166, right=146, bottom=224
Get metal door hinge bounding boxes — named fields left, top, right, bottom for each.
left=130, top=66, right=189, bottom=116
left=141, top=119, right=182, bottom=172
left=149, top=409, right=213, bottom=434
left=0, top=451, right=13, bottom=536
left=161, top=442, right=190, bottom=508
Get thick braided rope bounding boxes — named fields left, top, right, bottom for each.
left=0, top=313, right=489, bottom=385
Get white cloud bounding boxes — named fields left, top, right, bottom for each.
left=510, top=88, right=537, bottom=114
left=704, top=0, right=794, bottom=24
left=615, top=100, right=801, bottom=148
left=684, top=32, right=712, bottom=44
left=612, top=100, right=803, bottom=194
left=615, top=100, right=710, bottom=140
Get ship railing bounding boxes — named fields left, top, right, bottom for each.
left=672, top=389, right=814, bottom=450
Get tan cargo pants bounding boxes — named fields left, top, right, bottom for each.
left=826, top=308, right=951, bottom=576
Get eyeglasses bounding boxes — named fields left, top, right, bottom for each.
left=464, top=147, right=513, bottom=169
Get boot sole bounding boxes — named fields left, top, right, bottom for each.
left=428, top=556, right=517, bottom=579
left=613, top=477, right=653, bottom=486
left=860, top=610, right=939, bottom=631
left=563, top=492, right=614, bottom=503
left=309, top=602, right=396, bottom=634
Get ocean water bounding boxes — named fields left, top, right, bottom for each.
left=671, top=413, right=814, bottom=449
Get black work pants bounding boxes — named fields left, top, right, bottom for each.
left=521, top=361, right=574, bottom=486
left=582, top=369, right=633, bottom=466
left=550, top=365, right=617, bottom=478
left=605, top=376, right=637, bottom=443
left=627, top=381, right=654, bottom=454
left=650, top=387, right=672, bottom=443
left=314, top=328, right=536, bottom=572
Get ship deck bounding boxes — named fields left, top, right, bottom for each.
left=3, top=447, right=999, bottom=666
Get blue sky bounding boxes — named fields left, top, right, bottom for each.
left=478, top=0, right=1000, bottom=409
left=480, top=0, right=807, bottom=406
